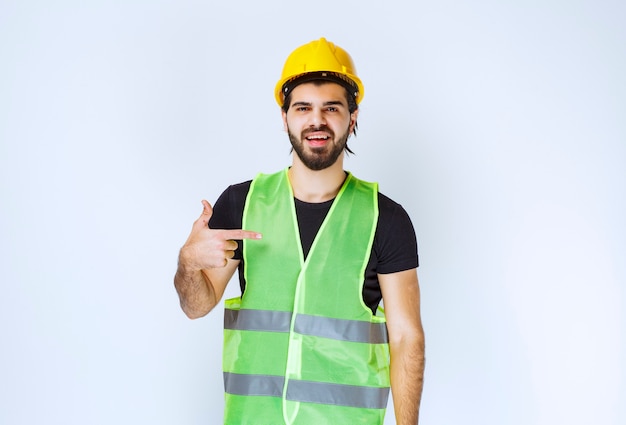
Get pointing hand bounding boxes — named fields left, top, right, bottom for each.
left=181, top=200, right=262, bottom=270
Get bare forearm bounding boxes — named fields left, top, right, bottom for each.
left=174, top=255, right=216, bottom=319
left=390, top=331, right=425, bottom=425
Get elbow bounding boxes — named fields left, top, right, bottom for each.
left=183, top=310, right=205, bottom=320
left=388, top=328, right=426, bottom=369
left=180, top=300, right=211, bottom=320
left=389, top=324, right=425, bottom=352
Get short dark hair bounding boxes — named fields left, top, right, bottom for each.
left=281, top=79, right=359, bottom=153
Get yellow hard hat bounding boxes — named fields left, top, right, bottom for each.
left=274, top=37, right=364, bottom=106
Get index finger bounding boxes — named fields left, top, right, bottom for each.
left=221, top=229, right=263, bottom=240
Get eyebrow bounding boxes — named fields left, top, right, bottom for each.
left=291, top=100, right=346, bottom=108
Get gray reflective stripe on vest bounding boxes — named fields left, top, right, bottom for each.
left=224, top=372, right=284, bottom=397
left=295, top=314, right=388, bottom=344
left=225, top=309, right=388, bottom=343
left=224, top=373, right=389, bottom=409
left=224, top=309, right=291, bottom=332
left=287, top=379, right=390, bottom=409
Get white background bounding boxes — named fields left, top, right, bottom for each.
left=1, top=1, right=624, bottom=424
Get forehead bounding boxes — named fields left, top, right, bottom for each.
left=288, top=81, right=347, bottom=104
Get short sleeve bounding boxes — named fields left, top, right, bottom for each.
left=207, top=181, right=251, bottom=260
left=374, top=194, right=419, bottom=274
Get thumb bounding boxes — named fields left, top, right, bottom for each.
left=194, top=199, right=213, bottom=228
left=200, top=199, right=213, bottom=219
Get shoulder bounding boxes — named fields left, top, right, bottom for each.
left=218, top=180, right=252, bottom=207
left=225, top=180, right=252, bottom=198
left=377, top=192, right=414, bottom=227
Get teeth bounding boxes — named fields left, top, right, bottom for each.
left=307, top=135, right=328, bottom=140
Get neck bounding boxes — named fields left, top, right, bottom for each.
left=288, top=157, right=346, bottom=203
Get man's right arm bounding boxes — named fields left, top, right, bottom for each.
left=174, top=200, right=262, bottom=319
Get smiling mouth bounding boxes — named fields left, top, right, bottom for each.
left=304, top=131, right=331, bottom=147
left=305, top=134, right=330, bottom=147
left=306, top=134, right=329, bottom=141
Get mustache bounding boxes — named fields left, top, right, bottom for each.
left=302, top=125, right=335, bottom=139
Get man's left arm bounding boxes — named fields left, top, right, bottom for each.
left=379, top=268, right=425, bottom=425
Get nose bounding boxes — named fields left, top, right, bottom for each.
left=309, top=107, right=326, bottom=128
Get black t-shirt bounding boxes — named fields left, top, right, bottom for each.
left=209, top=180, right=419, bottom=313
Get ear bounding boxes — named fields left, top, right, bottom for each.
left=349, top=109, right=359, bottom=133
left=281, top=109, right=288, bottom=132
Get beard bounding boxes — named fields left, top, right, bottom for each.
left=287, top=124, right=350, bottom=171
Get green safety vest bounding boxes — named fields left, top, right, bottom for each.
left=223, top=169, right=390, bottom=425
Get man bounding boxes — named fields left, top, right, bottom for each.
left=174, top=37, right=425, bottom=425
